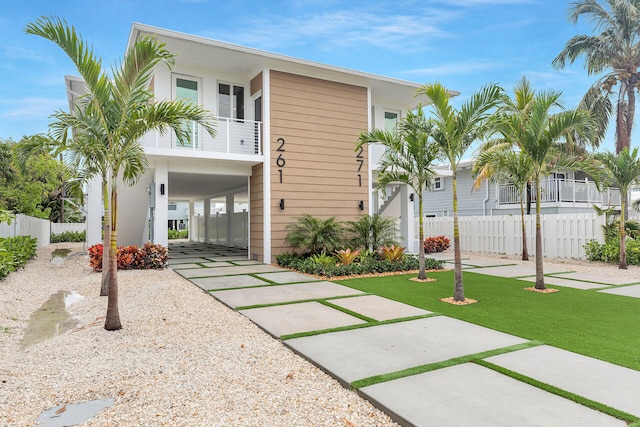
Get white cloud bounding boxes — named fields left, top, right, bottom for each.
left=198, top=7, right=456, bottom=53
left=403, top=61, right=501, bottom=76
left=2, top=46, right=53, bottom=62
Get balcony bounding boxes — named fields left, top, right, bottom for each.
left=498, top=178, right=621, bottom=207
left=140, top=117, right=261, bottom=157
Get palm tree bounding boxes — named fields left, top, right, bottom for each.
left=553, top=0, right=640, bottom=154
left=356, top=107, right=439, bottom=280
left=593, top=148, right=640, bottom=269
left=473, top=148, right=534, bottom=260
left=345, top=213, right=398, bottom=252
left=417, top=82, right=502, bottom=301
left=26, top=17, right=216, bottom=330
left=285, top=214, right=343, bottom=255
left=493, top=84, right=594, bottom=290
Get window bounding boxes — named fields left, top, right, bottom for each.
left=174, top=76, right=199, bottom=147
left=384, top=111, right=399, bottom=132
left=168, top=203, right=177, bottom=211
left=219, top=83, right=245, bottom=120
left=433, top=177, right=443, bottom=191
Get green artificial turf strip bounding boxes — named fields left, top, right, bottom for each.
left=475, top=360, right=639, bottom=424
left=336, top=271, right=640, bottom=371
left=351, top=340, right=542, bottom=389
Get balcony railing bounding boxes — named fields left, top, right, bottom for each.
left=498, top=178, right=621, bottom=207
left=140, top=117, right=261, bottom=156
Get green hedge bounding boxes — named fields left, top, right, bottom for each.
left=276, top=252, right=444, bottom=278
left=51, top=230, right=86, bottom=243
left=0, top=236, right=38, bottom=280
left=584, top=238, right=640, bottom=265
left=168, top=229, right=188, bottom=240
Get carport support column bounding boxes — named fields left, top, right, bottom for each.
left=226, top=193, right=234, bottom=247
left=204, top=198, right=211, bottom=243
left=154, top=161, right=169, bottom=247
left=188, top=201, right=195, bottom=242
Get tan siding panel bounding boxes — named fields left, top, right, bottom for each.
left=267, top=71, right=369, bottom=261
left=250, top=163, right=264, bottom=261
left=250, top=72, right=263, bottom=96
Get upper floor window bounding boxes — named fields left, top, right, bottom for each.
left=384, top=111, right=399, bottom=133
left=433, top=177, right=443, bottom=191
left=219, top=83, right=244, bottom=120
left=174, top=76, right=200, bottom=148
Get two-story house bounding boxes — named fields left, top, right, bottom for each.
left=76, top=23, right=441, bottom=262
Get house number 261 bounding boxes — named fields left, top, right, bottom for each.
left=276, top=137, right=285, bottom=183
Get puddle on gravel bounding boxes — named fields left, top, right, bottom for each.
left=21, top=291, right=84, bottom=347
left=50, top=248, right=72, bottom=266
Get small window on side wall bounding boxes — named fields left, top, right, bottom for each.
left=432, top=177, right=444, bottom=191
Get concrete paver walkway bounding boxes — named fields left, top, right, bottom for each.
left=169, top=243, right=638, bottom=426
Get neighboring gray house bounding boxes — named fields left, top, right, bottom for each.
left=419, top=160, right=622, bottom=217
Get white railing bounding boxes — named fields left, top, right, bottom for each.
left=140, top=117, right=261, bottom=156
left=499, top=179, right=621, bottom=207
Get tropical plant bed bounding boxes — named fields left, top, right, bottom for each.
left=275, top=252, right=444, bottom=279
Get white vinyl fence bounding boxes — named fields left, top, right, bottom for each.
left=0, top=214, right=51, bottom=248
left=192, top=212, right=248, bottom=248
left=417, top=213, right=609, bottom=260
left=51, top=223, right=86, bottom=234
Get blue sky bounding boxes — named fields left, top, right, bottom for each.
left=0, top=0, right=619, bottom=152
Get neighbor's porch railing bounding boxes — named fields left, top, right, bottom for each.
left=498, top=178, right=621, bottom=207
left=140, top=117, right=261, bottom=156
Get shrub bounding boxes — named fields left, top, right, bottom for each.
left=345, top=214, right=398, bottom=251
left=0, top=236, right=38, bottom=280
left=285, top=214, right=343, bottom=255
left=380, top=245, right=405, bottom=262
left=310, top=252, right=335, bottom=267
left=51, top=230, right=86, bottom=243
left=168, top=229, right=188, bottom=240
left=424, top=236, right=450, bottom=254
left=276, top=249, right=444, bottom=278
left=88, top=242, right=168, bottom=272
left=335, top=248, right=360, bottom=266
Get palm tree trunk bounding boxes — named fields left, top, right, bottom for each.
left=100, top=179, right=110, bottom=296
left=616, top=81, right=631, bottom=154
left=534, top=181, right=545, bottom=290
left=105, top=183, right=121, bottom=331
left=452, top=173, right=464, bottom=301
left=417, top=192, right=426, bottom=280
left=619, top=197, right=628, bottom=269
left=520, top=196, right=529, bottom=261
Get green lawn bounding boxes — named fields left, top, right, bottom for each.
left=336, top=271, right=640, bottom=372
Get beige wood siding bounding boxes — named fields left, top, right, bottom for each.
left=250, top=72, right=262, bottom=96
left=269, top=71, right=368, bottom=259
left=250, top=163, right=264, bottom=261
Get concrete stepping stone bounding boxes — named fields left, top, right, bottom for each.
left=329, top=295, right=431, bottom=321
left=286, top=316, right=527, bottom=384
left=461, top=258, right=514, bottom=267
left=486, top=345, right=640, bottom=417
left=210, top=282, right=365, bottom=308
left=254, top=271, right=319, bottom=284
left=443, top=262, right=475, bottom=270
left=552, top=272, right=639, bottom=286
left=175, top=264, right=282, bottom=279
left=168, top=257, right=210, bottom=264
left=240, top=302, right=367, bottom=337
left=191, top=275, right=270, bottom=291
left=599, top=284, right=640, bottom=298
left=360, top=363, right=625, bottom=427
left=197, top=261, right=237, bottom=268
left=170, top=263, right=204, bottom=270
left=518, top=276, right=610, bottom=290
